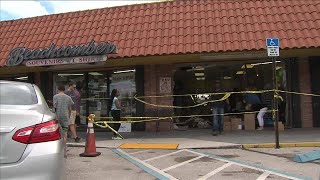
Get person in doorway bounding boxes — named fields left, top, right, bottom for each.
left=53, top=85, right=74, bottom=158
left=65, top=81, right=81, bottom=142
left=212, top=82, right=229, bottom=136
left=257, top=84, right=273, bottom=130
left=109, top=89, right=122, bottom=140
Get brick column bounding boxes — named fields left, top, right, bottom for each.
left=298, top=58, right=313, bottom=128
left=144, top=64, right=174, bottom=131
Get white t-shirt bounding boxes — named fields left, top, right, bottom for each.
left=111, top=97, right=120, bottom=110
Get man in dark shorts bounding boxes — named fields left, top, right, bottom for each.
left=65, top=81, right=81, bottom=142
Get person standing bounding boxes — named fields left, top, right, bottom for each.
left=109, top=89, right=122, bottom=140
left=212, top=82, right=228, bottom=136
left=257, top=84, right=273, bottom=130
left=53, top=85, right=74, bottom=158
left=65, top=81, right=81, bottom=142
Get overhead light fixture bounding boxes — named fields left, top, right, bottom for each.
left=194, top=66, right=204, bottom=71
left=196, top=77, right=205, bottom=80
left=251, top=61, right=281, bottom=66
left=58, top=74, right=83, bottom=76
left=241, top=64, right=254, bottom=69
left=114, top=69, right=135, bottom=74
left=236, top=71, right=245, bottom=75
left=224, top=76, right=232, bottom=80
left=195, top=73, right=205, bottom=76
left=89, top=72, right=103, bottom=76
left=15, top=76, right=28, bottom=80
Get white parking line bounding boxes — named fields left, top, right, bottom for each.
left=144, top=150, right=185, bottom=162
left=187, top=149, right=307, bottom=180
left=162, top=155, right=205, bottom=172
left=197, top=162, right=234, bottom=180
left=257, top=172, right=271, bottom=180
left=129, top=149, right=152, bottom=155
left=113, top=149, right=178, bottom=180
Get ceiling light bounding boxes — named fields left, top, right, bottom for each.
left=236, top=71, right=245, bottom=75
left=224, top=76, right=232, bottom=80
left=196, top=77, right=205, bottom=80
left=89, top=72, right=103, bottom=76
left=241, top=64, right=254, bottom=69
left=251, top=61, right=281, bottom=66
left=195, top=73, right=205, bottom=76
left=58, top=74, right=83, bottom=76
left=114, top=69, right=135, bottom=74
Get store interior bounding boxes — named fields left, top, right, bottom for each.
left=173, top=60, right=286, bottom=129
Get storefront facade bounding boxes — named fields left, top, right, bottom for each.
left=1, top=0, right=320, bottom=130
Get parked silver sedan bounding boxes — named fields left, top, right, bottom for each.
left=0, top=81, right=64, bottom=180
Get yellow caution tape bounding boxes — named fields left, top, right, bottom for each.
left=80, top=89, right=320, bottom=101
left=133, top=93, right=231, bottom=108
left=92, top=110, right=277, bottom=124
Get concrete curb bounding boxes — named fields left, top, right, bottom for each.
left=242, top=142, right=320, bottom=148
left=67, top=143, right=242, bottom=149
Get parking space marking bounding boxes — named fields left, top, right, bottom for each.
left=257, top=172, right=271, bottom=180
left=162, top=155, right=205, bottom=172
left=197, top=162, right=234, bottom=180
left=129, top=149, right=152, bottom=155
left=144, top=149, right=185, bottom=162
left=112, top=148, right=178, bottom=180
left=188, top=149, right=312, bottom=180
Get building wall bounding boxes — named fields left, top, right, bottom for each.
left=298, top=58, right=313, bottom=128
left=144, top=64, right=175, bottom=131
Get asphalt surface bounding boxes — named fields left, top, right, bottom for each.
left=66, top=147, right=320, bottom=180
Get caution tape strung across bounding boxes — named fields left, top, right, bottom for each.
left=80, top=89, right=320, bottom=102
left=92, top=110, right=277, bottom=124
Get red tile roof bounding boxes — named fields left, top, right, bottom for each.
left=1, top=0, right=320, bottom=67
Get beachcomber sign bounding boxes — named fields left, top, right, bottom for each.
left=6, top=40, right=117, bottom=67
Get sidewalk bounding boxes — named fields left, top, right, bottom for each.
left=68, top=128, right=320, bottom=149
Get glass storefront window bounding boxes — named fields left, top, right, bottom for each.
left=110, top=70, right=136, bottom=117
left=53, top=69, right=137, bottom=124
left=53, top=73, right=86, bottom=124
left=87, top=72, right=109, bottom=121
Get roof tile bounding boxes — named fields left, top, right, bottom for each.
left=1, top=0, right=320, bottom=65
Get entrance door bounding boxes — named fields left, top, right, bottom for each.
left=310, top=57, right=320, bottom=127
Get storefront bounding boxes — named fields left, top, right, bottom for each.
left=1, top=0, right=320, bottom=130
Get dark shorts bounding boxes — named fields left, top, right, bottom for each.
left=75, top=115, right=81, bottom=125
left=61, top=126, right=69, bottom=132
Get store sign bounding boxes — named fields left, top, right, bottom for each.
left=6, top=40, right=117, bottom=66
left=24, top=55, right=107, bottom=67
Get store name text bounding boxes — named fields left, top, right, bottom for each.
left=6, top=40, right=117, bottom=66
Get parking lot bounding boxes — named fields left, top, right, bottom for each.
left=66, top=147, right=320, bottom=180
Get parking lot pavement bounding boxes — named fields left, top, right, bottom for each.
left=65, top=147, right=155, bottom=180
left=66, top=147, right=320, bottom=180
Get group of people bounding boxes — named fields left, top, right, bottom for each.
left=211, top=83, right=283, bottom=136
left=53, top=82, right=123, bottom=157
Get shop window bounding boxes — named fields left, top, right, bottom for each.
left=110, top=69, right=136, bottom=117
left=88, top=72, right=109, bottom=122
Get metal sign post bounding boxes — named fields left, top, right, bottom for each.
left=266, top=38, right=280, bottom=149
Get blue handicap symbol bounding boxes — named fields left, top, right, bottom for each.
left=266, top=38, right=279, bottom=47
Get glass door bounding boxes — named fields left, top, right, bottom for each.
left=87, top=72, right=109, bottom=121
left=53, top=73, right=86, bottom=124
left=110, top=70, right=136, bottom=117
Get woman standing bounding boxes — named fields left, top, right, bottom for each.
left=109, top=89, right=122, bottom=140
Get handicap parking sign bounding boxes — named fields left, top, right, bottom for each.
left=266, top=38, right=279, bottom=47
left=266, top=38, right=280, bottom=57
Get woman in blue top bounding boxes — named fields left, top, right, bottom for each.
left=109, top=89, right=122, bottom=140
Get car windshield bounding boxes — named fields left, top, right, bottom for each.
left=0, top=83, right=38, bottom=105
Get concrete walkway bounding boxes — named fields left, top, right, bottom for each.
left=68, top=128, right=320, bottom=149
